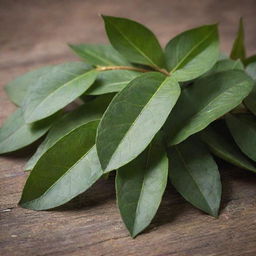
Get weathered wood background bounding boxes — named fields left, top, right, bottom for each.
left=1, top=0, right=256, bottom=255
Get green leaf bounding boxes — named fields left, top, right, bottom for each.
left=96, top=72, right=180, bottom=172
left=87, top=70, right=140, bottom=95
left=226, top=114, right=256, bottom=162
left=168, top=136, right=221, bottom=217
left=116, top=135, right=168, bottom=237
left=165, top=25, right=219, bottom=81
left=102, top=16, right=165, bottom=68
left=165, top=70, right=254, bottom=146
left=201, top=123, right=256, bottom=173
left=244, top=62, right=256, bottom=115
left=22, top=62, right=97, bottom=123
left=19, top=120, right=102, bottom=210
left=210, top=59, right=243, bottom=74
left=25, top=95, right=112, bottom=171
left=4, top=66, right=53, bottom=106
left=69, top=44, right=130, bottom=66
left=244, top=55, right=256, bottom=66
left=230, top=18, right=246, bottom=61
left=0, top=109, right=58, bottom=154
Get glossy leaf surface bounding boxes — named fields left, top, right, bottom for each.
left=69, top=44, right=130, bottom=66
left=226, top=114, right=256, bottom=162
left=23, top=62, right=97, bottom=123
left=103, top=16, right=165, bottom=68
left=20, top=120, right=102, bottom=210
left=201, top=123, right=256, bottom=173
left=0, top=109, right=57, bottom=154
left=97, top=72, right=180, bottom=172
left=165, top=25, right=219, bottom=81
left=168, top=136, right=221, bottom=217
left=166, top=70, right=254, bottom=146
left=116, top=136, right=168, bottom=237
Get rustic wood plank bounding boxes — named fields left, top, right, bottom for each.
left=1, top=0, right=256, bottom=255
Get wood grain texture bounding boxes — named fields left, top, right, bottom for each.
left=0, top=0, right=256, bottom=255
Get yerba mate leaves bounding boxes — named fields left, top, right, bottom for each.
left=0, top=109, right=58, bottom=154
left=201, top=123, right=256, bottom=173
left=165, top=25, right=219, bottom=81
left=168, top=136, right=221, bottom=217
left=69, top=44, right=130, bottom=66
left=226, top=114, right=256, bottom=162
left=165, top=70, right=254, bottom=146
left=102, top=16, right=165, bottom=68
left=4, top=65, right=53, bottom=106
left=96, top=72, right=180, bottom=172
left=20, top=120, right=102, bottom=210
left=22, top=62, right=97, bottom=123
left=116, top=135, right=168, bottom=237
left=25, top=95, right=113, bottom=171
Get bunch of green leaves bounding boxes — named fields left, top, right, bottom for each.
left=1, top=16, right=256, bottom=238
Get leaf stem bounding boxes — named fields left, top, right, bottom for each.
left=96, top=65, right=170, bottom=76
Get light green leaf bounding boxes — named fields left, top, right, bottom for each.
left=165, top=25, right=219, bottom=81
left=87, top=70, right=140, bottom=95
left=96, top=72, right=180, bottom=172
left=69, top=44, right=130, bottom=66
left=168, top=136, right=221, bottom=217
left=210, top=59, right=243, bottom=73
left=102, top=16, right=165, bottom=68
left=201, top=123, right=256, bottom=173
left=0, top=109, right=58, bottom=154
left=226, top=114, right=256, bottom=162
left=19, top=120, right=102, bottom=210
left=25, top=95, right=112, bottom=171
left=165, top=70, right=254, bottom=146
left=22, top=62, right=97, bottom=123
left=244, top=62, right=256, bottom=115
left=4, top=66, right=53, bottom=106
left=230, top=18, right=246, bottom=61
left=116, top=135, right=168, bottom=237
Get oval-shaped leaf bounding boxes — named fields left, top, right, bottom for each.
left=165, top=25, right=219, bottom=81
left=168, top=136, right=221, bottom=217
left=166, top=70, right=254, bottom=146
left=0, top=109, right=58, bottom=154
left=22, top=62, right=97, bottom=123
left=19, top=120, right=102, bottom=210
left=226, top=113, right=256, bottom=162
left=102, top=16, right=165, bottom=68
left=87, top=70, right=140, bottom=95
left=4, top=66, right=53, bottom=106
left=25, top=95, right=113, bottom=171
left=69, top=44, right=130, bottom=66
left=201, top=123, right=256, bottom=173
left=116, top=135, right=168, bottom=237
left=230, top=18, right=246, bottom=61
left=244, top=62, right=256, bottom=115
left=96, top=72, right=180, bottom=172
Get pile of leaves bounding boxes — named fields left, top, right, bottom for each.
left=1, top=16, right=256, bottom=238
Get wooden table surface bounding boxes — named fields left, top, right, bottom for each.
left=1, top=0, right=256, bottom=255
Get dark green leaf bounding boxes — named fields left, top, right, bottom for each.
left=165, top=70, right=254, bottom=146
left=22, top=62, right=97, bottom=123
left=25, top=95, right=112, bottom=171
left=244, top=55, right=256, bottom=66
left=19, top=120, right=102, bottom=210
left=0, top=109, right=58, bottom=154
left=4, top=66, right=53, bottom=106
left=226, top=114, right=256, bottom=162
left=116, top=135, right=168, bottom=237
left=87, top=70, right=140, bottom=95
left=201, top=123, right=256, bottom=173
left=168, top=136, right=221, bottom=217
left=230, top=18, right=246, bottom=61
left=69, top=44, right=130, bottom=66
left=165, top=25, right=219, bottom=81
left=102, top=16, right=165, bottom=68
left=97, top=72, right=180, bottom=172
